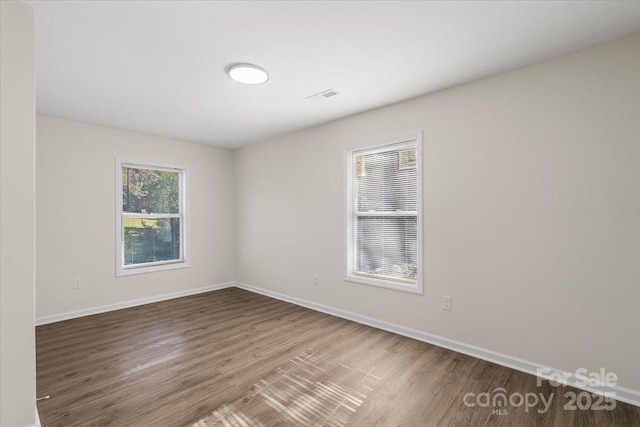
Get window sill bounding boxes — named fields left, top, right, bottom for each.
left=345, top=274, right=423, bottom=295
left=117, top=260, right=190, bottom=277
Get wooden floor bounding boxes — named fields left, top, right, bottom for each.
left=36, top=288, right=640, bottom=426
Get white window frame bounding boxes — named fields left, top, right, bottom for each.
left=344, top=132, right=423, bottom=294
left=115, top=158, right=190, bottom=277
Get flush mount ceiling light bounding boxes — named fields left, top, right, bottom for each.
left=225, top=63, right=269, bottom=85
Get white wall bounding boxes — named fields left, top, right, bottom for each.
left=0, top=1, right=37, bottom=426
left=36, top=116, right=235, bottom=319
left=235, top=35, right=640, bottom=392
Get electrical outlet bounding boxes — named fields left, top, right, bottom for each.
left=73, top=278, right=83, bottom=290
left=207, top=259, right=214, bottom=269
left=441, top=295, right=452, bottom=311
left=312, top=274, right=319, bottom=286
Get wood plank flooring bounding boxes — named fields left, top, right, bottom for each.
left=36, top=288, right=640, bottom=426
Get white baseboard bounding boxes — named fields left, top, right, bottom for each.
left=234, top=281, right=640, bottom=408
left=35, top=282, right=235, bottom=326
left=33, top=405, right=41, bottom=427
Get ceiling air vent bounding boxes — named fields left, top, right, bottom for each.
left=306, top=89, right=339, bottom=100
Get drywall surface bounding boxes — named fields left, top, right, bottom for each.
left=235, top=35, right=640, bottom=391
left=36, top=116, right=236, bottom=318
left=0, top=1, right=37, bottom=426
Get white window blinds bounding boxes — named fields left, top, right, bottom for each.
left=347, top=135, right=422, bottom=293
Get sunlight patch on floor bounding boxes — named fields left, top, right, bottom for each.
left=192, top=348, right=381, bottom=426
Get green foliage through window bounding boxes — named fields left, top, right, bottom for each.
left=120, top=164, right=184, bottom=268
left=123, top=218, right=180, bottom=265
left=122, top=167, right=180, bottom=214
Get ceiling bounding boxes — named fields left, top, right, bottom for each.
left=27, top=1, right=640, bottom=148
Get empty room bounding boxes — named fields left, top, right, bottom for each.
left=1, top=1, right=639, bottom=426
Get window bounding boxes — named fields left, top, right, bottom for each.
left=116, top=159, right=188, bottom=276
left=345, top=133, right=422, bottom=293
